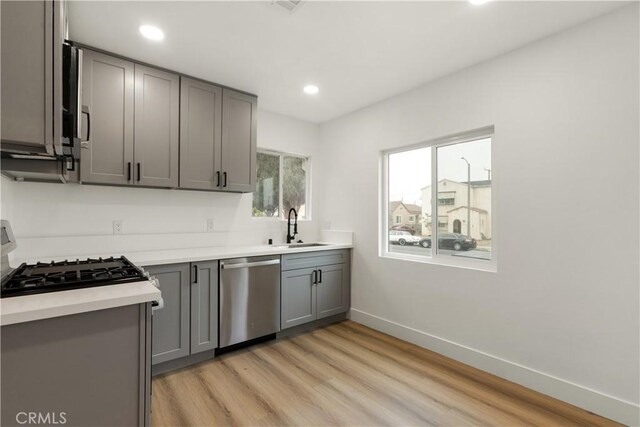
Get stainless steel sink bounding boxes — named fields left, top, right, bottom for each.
left=275, top=243, right=330, bottom=248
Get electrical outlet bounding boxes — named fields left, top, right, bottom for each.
left=206, top=219, right=215, bottom=232
left=113, top=220, right=123, bottom=235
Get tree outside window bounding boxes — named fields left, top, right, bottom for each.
left=253, top=151, right=310, bottom=220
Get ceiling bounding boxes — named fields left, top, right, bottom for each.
left=69, top=1, right=628, bottom=123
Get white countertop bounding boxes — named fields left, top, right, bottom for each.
left=2, top=243, right=352, bottom=326
left=1, top=281, right=161, bottom=326
left=15, top=242, right=353, bottom=267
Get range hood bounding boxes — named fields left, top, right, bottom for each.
left=1, top=154, right=76, bottom=184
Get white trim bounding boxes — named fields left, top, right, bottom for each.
left=378, top=151, right=389, bottom=257
left=383, top=125, right=495, bottom=156
left=349, top=309, right=640, bottom=426
left=381, top=251, right=497, bottom=273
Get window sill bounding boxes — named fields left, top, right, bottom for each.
left=380, top=252, right=497, bottom=273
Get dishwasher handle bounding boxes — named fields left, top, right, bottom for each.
left=220, top=259, right=280, bottom=270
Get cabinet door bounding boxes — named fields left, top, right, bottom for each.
left=80, top=50, right=134, bottom=185
left=134, top=64, right=179, bottom=188
left=281, top=267, right=316, bottom=329
left=1, top=1, right=55, bottom=154
left=146, top=263, right=190, bottom=365
left=190, top=261, right=218, bottom=354
left=1, top=305, right=146, bottom=427
left=316, top=263, right=350, bottom=319
left=221, top=88, right=257, bottom=192
left=179, top=78, right=222, bottom=190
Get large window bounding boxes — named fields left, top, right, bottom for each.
left=253, top=151, right=310, bottom=220
left=382, top=129, right=494, bottom=269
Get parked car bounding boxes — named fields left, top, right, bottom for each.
left=389, top=225, right=417, bottom=235
left=389, top=230, right=422, bottom=245
left=419, top=233, right=477, bottom=251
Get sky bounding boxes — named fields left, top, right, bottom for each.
left=389, top=138, right=491, bottom=205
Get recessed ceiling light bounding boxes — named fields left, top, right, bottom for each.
left=139, top=25, right=164, bottom=41
left=468, top=0, right=490, bottom=4
left=303, top=85, right=319, bottom=95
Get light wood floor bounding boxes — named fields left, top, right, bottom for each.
left=151, top=321, right=619, bottom=427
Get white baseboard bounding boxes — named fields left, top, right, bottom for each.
left=349, top=308, right=639, bottom=426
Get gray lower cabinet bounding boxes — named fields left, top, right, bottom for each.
left=146, top=261, right=219, bottom=365
left=179, top=77, right=222, bottom=190
left=281, top=267, right=317, bottom=329
left=281, top=250, right=351, bottom=330
left=190, top=261, right=218, bottom=354
left=81, top=51, right=179, bottom=188
left=1, top=303, right=152, bottom=427
left=221, top=88, right=257, bottom=193
left=146, top=263, right=190, bottom=364
left=81, top=49, right=135, bottom=185
left=1, top=0, right=63, bottom=155
left=316, top=263, right=350, bottom=319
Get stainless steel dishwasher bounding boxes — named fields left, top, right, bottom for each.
left=219, top=255, right=281, bottom=348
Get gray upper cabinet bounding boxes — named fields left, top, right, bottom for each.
left=80, top=52, right=179, bottom=188
left=190, top=261, right=218, bottom=354
left=77, top=48, right=254, bottom=192
left=146, top=263, right=190, bottom=365
left=221, top=88, right=257, bottom=193
left=1, top=0, right=62, bottom=155
left=281, top=267, right=317, bottom=329
left=316, top=263, right=350, bottom=319
left=179, top=78, right=222, bottom=190
left=134, top=65, right=179, bottom=188
left=80, top=50, right=134, bottom=185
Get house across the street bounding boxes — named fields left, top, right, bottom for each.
left=389, top=201, right=422, bottom=235
left=421, top=179, right=492, bottom=240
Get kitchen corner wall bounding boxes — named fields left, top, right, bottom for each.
left=1, top=110, right=321, bottom=261
left=316, top=5, right=639, bottom=425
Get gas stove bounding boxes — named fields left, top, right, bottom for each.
left=1, top=256, right=148, bottom=298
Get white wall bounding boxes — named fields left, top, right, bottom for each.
left=2, top=110, right=321, bottom=261
left=318, top=5, right=639, bottom=424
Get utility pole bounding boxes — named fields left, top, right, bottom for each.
left=461, top=157, right=471, bottom=236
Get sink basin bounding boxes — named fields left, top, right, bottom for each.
left=274, top=243, right=330, bottom=248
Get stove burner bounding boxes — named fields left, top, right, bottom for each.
left=1, top=256, right=146, bottom=298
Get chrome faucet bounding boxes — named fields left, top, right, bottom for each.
left=286, top=208, right=298, bottom=244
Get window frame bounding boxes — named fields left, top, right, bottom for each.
left=379, top=126, right=496, bottom=272
left=253, top=149, right=312, bottom=221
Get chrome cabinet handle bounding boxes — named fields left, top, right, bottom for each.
left=318, top=269, right=322, bottom=284
left=76, top=48, right=83, bottom=140
left=220, top=259, right=280, bottom=270
left=81, top=105, right=91, bottom=147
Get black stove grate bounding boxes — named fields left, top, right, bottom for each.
left=1, top=256, right=147, bottom=298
